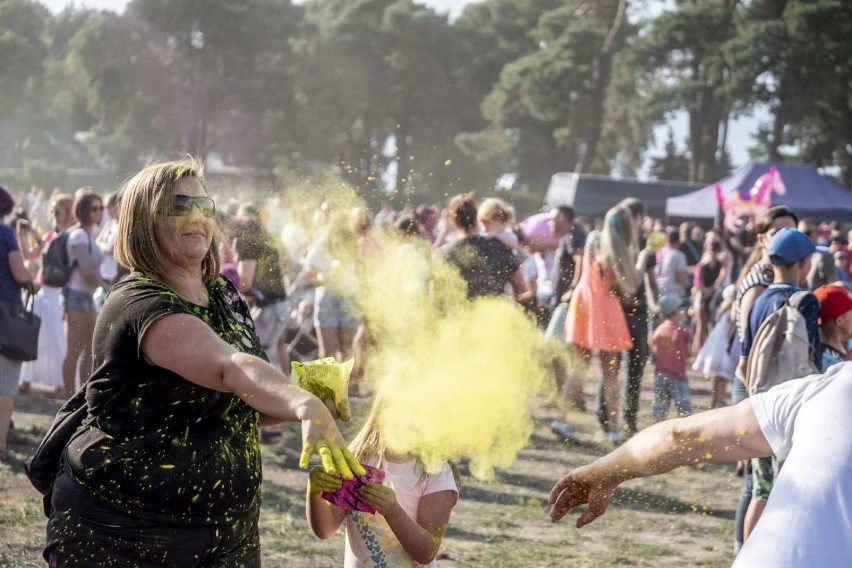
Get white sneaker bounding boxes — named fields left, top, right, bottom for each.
left=550, top=420, right=578, bottom=441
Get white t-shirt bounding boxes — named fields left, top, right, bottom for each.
left=656, top=247, right=687, bottom=298
left=734, top=362, right=852, bottom=567
left=534, top=250, right=555, bottom=299
left=66, top=227, right=103, bottom=293
left=344, top=459, right=459, bottom=568
left=96, top=218, right=119, bottom=280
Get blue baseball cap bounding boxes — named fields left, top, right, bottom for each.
left=658, top=294, right=686, bottom=317
left=768, top=227, right=815, bottom=265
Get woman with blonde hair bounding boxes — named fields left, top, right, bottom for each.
left=561, top=204, right=637, bottom=443
left=38, top=158, right=361, bottom=566
left=478, top=197, right=519, bottom=250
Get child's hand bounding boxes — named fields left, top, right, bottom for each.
left=308, top=466, right=343, bottom=495
left=359, top=482, right=399, bottom=517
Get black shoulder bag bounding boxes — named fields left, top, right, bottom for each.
left=24, top=388, right=90, bottom=516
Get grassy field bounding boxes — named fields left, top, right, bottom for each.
left=1, top=369, right=740, bottom=567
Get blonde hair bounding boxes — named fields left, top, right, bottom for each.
left=50, top=193, right=74, bottom=222
left=477, top=197, right=515, bottom=225
left=599, top=204, right=639, bottom=294
left=584, top=230, right=603, bottom=259
left=349, top=392, right=388, bottom=468
left=114, top=157, right=220, bottom=285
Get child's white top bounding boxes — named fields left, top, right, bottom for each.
left=344, top=459, right=459, bottom=568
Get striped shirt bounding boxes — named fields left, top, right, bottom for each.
left=735, top=261, right=774, bottom=342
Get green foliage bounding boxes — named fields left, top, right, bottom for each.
left=733, top=0, right=852, bottom=185
left=456, top=0, right=632, bottom=195
left=292, top=0, right=494, bottom=202
left=0, top=0, right=48, bottom=116
left=0, top=0, right=849, bottom=193
left=0, top=0, right=50, bottom=167
left=630, top=0, right=739, bottom=182
left=649, top=129, right=690, bottom=181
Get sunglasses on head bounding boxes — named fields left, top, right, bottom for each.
left=166, top=195, right=216, bottom=218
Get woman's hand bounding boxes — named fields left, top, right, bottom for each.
left=308, top=466, right=343, bottom=495
left=359, top=482, right=400, bottom=517
left=549, top=467, right=616, bottom=528
left=299, top=398, right=365, bottom=479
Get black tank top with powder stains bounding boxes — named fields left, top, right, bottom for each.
left=64, top=271, right=266, bottom=524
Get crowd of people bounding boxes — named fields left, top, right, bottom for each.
left=2, top=167, right=851, bottom=565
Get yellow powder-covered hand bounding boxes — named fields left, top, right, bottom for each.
left=308, top=465, right=343, bottom=495
left=292, top=357, right=355, bottom=421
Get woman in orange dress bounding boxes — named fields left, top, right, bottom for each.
left=564, top=205, right=637, bottom=442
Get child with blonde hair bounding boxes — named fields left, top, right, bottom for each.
left=306, top=392, right=459, bottom=567
left=478, top=197, right=519, bottom=250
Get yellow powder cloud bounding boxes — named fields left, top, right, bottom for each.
left=279, top=184, right=548, bottom=480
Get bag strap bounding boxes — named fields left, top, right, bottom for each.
left=65, top=224, right=87, bottom=268
left=23, top=289, right=35, bottom=313
left=787, top=290, right=814, bottom=310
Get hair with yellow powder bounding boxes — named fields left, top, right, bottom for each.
left=349, top=390, right=461, bottom=487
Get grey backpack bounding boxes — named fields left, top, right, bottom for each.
left=745, top=290, right=819, bottom=395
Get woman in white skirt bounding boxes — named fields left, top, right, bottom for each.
left=692, top=284, right=738, bottom=408
left=19, top=195, right=74, bottom=396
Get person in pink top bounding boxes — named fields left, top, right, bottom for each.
left=651, top=294, right=693, bottom=420
left=562, top=204, right=637, bottom=443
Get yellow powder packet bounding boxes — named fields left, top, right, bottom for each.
left=291, top=357, right=355, bottom=421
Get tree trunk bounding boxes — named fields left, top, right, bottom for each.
left=574, top=0, right=628, bottom=174
left=699, top=101, right=723, bottom=182
left=768, top=105, right=784, bottom=162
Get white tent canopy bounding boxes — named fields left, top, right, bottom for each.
left=665, top=185, right=718, bottom=219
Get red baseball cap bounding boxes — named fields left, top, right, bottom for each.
left=814, top=285, right=852, bottom=324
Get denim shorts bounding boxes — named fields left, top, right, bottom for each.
left=313, top=287, right=360, bottom=329
left=0, top=353, right=22, bottom=396
left=62, top=289, right=95, bottom=313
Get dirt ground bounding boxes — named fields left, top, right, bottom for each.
left=1, top=368, right=741, bottom=567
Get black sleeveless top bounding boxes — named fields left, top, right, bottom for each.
left=64, top=272, right=266, bottom=523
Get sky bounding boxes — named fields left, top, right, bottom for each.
left=41, top=0, right=472, bottom=18
left=41, top=0, right=759, bottom=177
